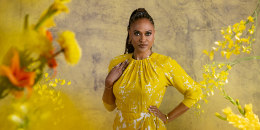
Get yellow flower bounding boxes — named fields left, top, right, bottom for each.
left=247, top=16, right=254, bottom=22
left=224, top=34, right=231, bottom=41
left=228, top=40, right=234, bottom=49
left=226, top=25, right=232, bottom=34
left=220, top=29, right=225, bottom=35
left=44, top=73, right=49, bottom=78
left=67, top=81, right=71, bottom=85
left=227, top=65, right=232, bottom=70
left=203, top=50, right=209, bottom=55
left=212, top=47, right=218, bottom=51
left=235, top=32, right=242, bottom=40
left=202, top=50, right=214, bottom=60
left=218, top=63, right=225, bottom=68
left=203, top=64, right=210, bottom=72
left=223, top=107, right=232, bottom=115
left=220, top=104, right=260, bottom=129
left=238, top=21, right=246, bottom=32
left=233, top=46, right=241, bottom=55
left=52, top=1, right=70, bottom=14
left=241, top=38, right=249, bottom=44
left=221, top=50, right=226, bottom=57
left=248, top=25, right=255, bottom=34
left=221, top=41, right=227, bottom=49
left=35, top=0, right=71, bottom=30
left=211, top=66, right=217, bottom=75
left=209, top=50, right=214, bottom=61
left=60, top=79, right=66, bottom=85
left=233, top=23, right=239, bottom=33
left=57, top=31, right=81, bottom=65
left=215, top=41, right=221, bottom=46
left=226, top=52, right=232, bottom=59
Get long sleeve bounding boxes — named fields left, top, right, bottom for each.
left=102, top=59, right=119, bottom=112
left=103, top=100, right=116, bottom=112
left=164, top=57, right=202, bottom=108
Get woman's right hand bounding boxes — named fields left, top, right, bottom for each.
left=105, top=60, right=129, bottom=87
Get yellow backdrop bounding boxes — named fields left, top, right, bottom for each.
left=0, top=0, right=260, bottom=129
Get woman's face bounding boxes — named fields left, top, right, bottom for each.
left=129, top=18, right=155, bottom=54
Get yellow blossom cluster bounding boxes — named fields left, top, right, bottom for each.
left=200, top=62, right=232, bottom=100
left=199, top=1, right=260, bottom=129
left=203, top=16, right=256, bottom=60
left=33, top=73, right=71, bottom=109
left=57, top=31, right=82, bottom=65
left=216, top=104, right=260, bottom=130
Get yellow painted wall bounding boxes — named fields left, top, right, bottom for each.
left=0, top=0, right=260, bottom=129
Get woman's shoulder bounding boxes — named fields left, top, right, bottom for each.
left=107, top=53, right=131, bottom=72
left=108, top=53, right=131, bottom=67
left=151, top=53, right=181, bottom=71
left=110, top=53, right=131, bottom=62
left=151, top=52, right=175, bottom=63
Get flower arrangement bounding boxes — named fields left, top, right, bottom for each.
left=199, top=0, right=260, bottom=129
left=0, top=0, right=81, bottom=99
left=0, top=0, right=81, bottom=129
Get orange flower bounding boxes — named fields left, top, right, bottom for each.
left=46, top=30, right=53, bottom=42
left=0, top=51, right=35, bottom=97
left=47, top=50, right=58, bottom=78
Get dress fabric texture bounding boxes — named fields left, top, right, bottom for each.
left=103, top=52, right=202, bottom=130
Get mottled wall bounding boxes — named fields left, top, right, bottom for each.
left=1, top=0, right=260, bottom=129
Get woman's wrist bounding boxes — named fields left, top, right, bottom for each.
left=164, top=114, right=169, bottom=124
left=105, top=82, right=114, bottom=89
left=105, top=85, right=113, bottom=89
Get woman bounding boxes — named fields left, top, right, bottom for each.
left=102, top=8, right=202, bottom=130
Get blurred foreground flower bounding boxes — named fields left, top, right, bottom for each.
left=0, top=0, right=81, bottom=99
left=57, top=31, right=81, bottom=65
left=0, top=50, right=35, bottom=98
left=216, top=104, right=260, bottom=130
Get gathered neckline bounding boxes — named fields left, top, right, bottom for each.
left=130, top=52, right=155, bottom=61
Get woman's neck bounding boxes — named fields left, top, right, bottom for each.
left=133, top=50, right=153, bottom=60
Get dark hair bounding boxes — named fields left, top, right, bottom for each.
left=124, top=8, right=155, bottom=54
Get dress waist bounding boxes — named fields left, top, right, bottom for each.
left=116, top=109, right=153, bottom=121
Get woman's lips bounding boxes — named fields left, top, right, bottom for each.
left=138, top=44, right=148, bottom=48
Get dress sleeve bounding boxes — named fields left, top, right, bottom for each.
left=165, top=57, right=202, bottom=108
left=103, top=100, right=116, bottom=112
left=102, top=59, right=117, bottom=112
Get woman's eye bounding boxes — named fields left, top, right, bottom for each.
left=146, top=32, right=152, bottom=36
left=134, top=32, right=140, bottom=36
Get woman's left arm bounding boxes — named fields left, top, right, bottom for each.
left=148, top=103, right=189, bottom=123
left=148, top=57, right=202, bottom=123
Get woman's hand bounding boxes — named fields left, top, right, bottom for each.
left=105, top=60, right=129, bottom=87
left=148, top=106, right=167, bottom=123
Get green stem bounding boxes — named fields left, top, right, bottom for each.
left=230, top=56, right=260, bottom=65
left=221, top=89, right=245, bottom=116
left=24, top=14, right=29, bottom=30
left=34, top=5, right=57, bottom=30
left=50, top=49, right=64, bottom=59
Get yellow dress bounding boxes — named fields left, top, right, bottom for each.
left=103, top=52, right=202, bottom=130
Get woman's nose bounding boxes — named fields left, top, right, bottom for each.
left=140, top=34, right=146, bottom=42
